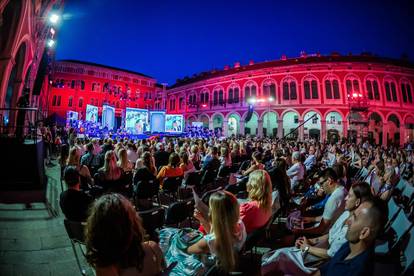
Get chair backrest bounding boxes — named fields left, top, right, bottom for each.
left=402, top=182, right=414, bottom=203
left=387, top=196, right=402, bottom=224
left=389, top=208, right=413, bottom=243
left=163, top=176, right=182, bottom=193
left=395, top=179, right=407, bottom=192
left=138, top=207, right=165, bottom=233
left=201, top=168, right=218, bottom=186
left=402, top=226, right=414, bottom=273
left=64, top=219, right=86, bottom=243
left=136, top=179, right=159, bottom=199
left=165, top=199, right=194, bottom=225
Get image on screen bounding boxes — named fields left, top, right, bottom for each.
left=125, top=108, right=148, bottom=134
left=86, top=104, right=98, bottom=123
left=150, top=111, right=166, bottom=133
left=66, top=111, right=79, bottom=125
left=102, top=105, right=115, bottom=130
left=165, top=114, right=183, bottom=133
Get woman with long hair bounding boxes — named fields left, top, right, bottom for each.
left=190, top=191, right=246, bottom=273
left=85, top=193, right=165, bottom=275
left=179, top=150, right=195, bottom=179
left=240, top=170, right=273, bottom=233
left=98, top=150, right=122, bottom=181
left=117, top=148, right=134, bottom=173
left=66, top=146, right=93, bottom=190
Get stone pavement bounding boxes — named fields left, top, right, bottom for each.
left=0, top=162, right=93, bottom=276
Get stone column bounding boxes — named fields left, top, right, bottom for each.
left=209, top=119, right=213, bottom=130
left=277, top=119, right=283, bottom=139
left=258, top=119, right=263, bottom=138
left=321, top=120, right=326, bottom=143
left=342, top=120, right=348, bottom=141
left=222, top=119, right=228, bottom=137
left=298, top=119, right=304, bottom=141
left=240, top=120, right=245, bottom=136
left=400, top=125, right=404, bottom=147
left=382, top=122, right=388, bottom=147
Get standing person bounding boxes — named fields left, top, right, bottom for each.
left=154, top=142, right=170, bottom=169
left=85, top=194, right=165, bottom=275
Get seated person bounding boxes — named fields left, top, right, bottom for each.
left=201, top=146, right=221, bottom=172
left=192, top=191, right=247, bottom=273
left=241, top=151, right=265, bottom=176
left=240, top=170, right=273, bottom=233
left=60, top=166, right=93, bottom=222
left=313, top=197, right=387, bottom=276
left=287, top=151, right=305, bottom=191
left=262, top=182, right=373, bottom=275
left=85, top=193, right=166, bottom=275
left=156, top=152, right=184, bottom=187
left=292, top=168, right=347, bottom=236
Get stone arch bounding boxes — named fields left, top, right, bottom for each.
left=227, top=112, right=241, bottom=137
left=404, top=114, right=414, bottom=142
left=243, top=111, right=259, bottom=136
left=212, top=112, right=225, bottom=130
left=303, top=110, right=322, bottom=140
left=282, top=110, right=299, bottom=139
left=0, top=0, right=24, bottom=54
left=261, top=111, right=278, bottom=137
left=187, top=115, right=197, bottom=126
left=325, top=111, right=344, bottom=142
left=368, top=112, right=384, bottom=144
left=387, top=113, right=401, bottom=145
left=198, top=113, right=210, bottom=128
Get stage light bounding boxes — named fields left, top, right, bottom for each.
left=49, top=13, right=60, bottom=24
left=248, top=98, right=256, bottom=104
left=268, top=97, right=274, bottom=102
left=352, top=93, right=358, bottom=98
left=201, top=104, right=207, bottom=107
left=47, top=39, right=55, bottom=47
left=50, top=27, right=56, bottom=35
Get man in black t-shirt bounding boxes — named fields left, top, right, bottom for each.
left=60, top=166, right=93, bottom=222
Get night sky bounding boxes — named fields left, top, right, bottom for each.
left=55, top=0, right=414, bottom=85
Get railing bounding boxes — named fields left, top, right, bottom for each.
left=0, top=107, right=45, bottom=142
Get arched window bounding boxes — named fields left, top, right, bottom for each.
left=290, top=82, right=297, bottom=100
left=325, top=80, right=332, bottom=99
left=366, top=79, right=380, bottom=100
left=384, top=81, right=398, bottom=102
left=218, top=90, right=224, bottom=105
left=282, top=80, right=297, bottom=100
left=244, top=83, right=257, bottom=102
left=78, top=98, right=83, bottom=108
left=283, top=82, right=289, bottom=100
left=57, top=96, right=61, bottom=106
left=345, top=77, right=360, bottom=96
left=233, top=87, right=239, bottom=103
left=68, top=96, right=73, bottom=107
left=263, top=82, right=276, bottom=100
left=52, top=95, right=57, bottom=106
left=228, top=89, right=233, bottom=103
left=80, top=80, right=85, bottom=90
left=213, top=90, right=218, bottom=106
left=245, top=86, right=250, bottom=102
left=401, top=82, right=413, bottom=103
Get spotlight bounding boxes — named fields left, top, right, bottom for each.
left=47, top=39, right=55, bottom=47
left=268, top=97, right=274, bottom=102
left=49, top=13, right=60, bottom=24
left=50, top=27, right=56, bottom=36
left=248, top=98, right=256, bottom=104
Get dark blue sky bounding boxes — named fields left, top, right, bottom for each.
left=56, top=0, right=414, bottom=85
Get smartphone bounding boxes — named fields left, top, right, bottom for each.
left=182, top=231, right=199, bottom=243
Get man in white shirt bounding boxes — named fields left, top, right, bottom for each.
left=293, top=168, right=347, bottom=236
left=261, top=182, right=372, bottom=276
left=287, top=151, right=305, bottom=190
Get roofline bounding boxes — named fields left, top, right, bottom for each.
left=168, top=54, right=414, bottom=89
left=56, top=59, right=155, bottom=79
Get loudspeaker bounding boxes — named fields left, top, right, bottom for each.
left=32, top=51, right=49, bottom=95
left=245, top=104, right=254, bottom=122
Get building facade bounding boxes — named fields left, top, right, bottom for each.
left=166, top=54, right=414, bottom=145
left=0, top=0, right=63, bottom=128
left=48, top=60, right=160, bottom=125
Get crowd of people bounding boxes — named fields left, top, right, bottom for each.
left=54, top=125, right=414, bottom=275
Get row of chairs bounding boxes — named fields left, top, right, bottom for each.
left=375, top=179, right=414, bottom=275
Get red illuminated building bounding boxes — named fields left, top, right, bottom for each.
left=47, top=60, right=164, bottom=125
left=166, top=53, right=414, bottom=146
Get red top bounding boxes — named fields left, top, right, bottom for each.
left=239, top=201, right=271, bottom=234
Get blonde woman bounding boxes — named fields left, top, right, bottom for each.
left=67, top=147, right=93, bottom=189
left=98, top=150, right=122, bottom=182
left=117, top=148, right=134, bottom=173
left=190, top=191, right=246, bottom=273
left=240, top=170, right=273, bottom=233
